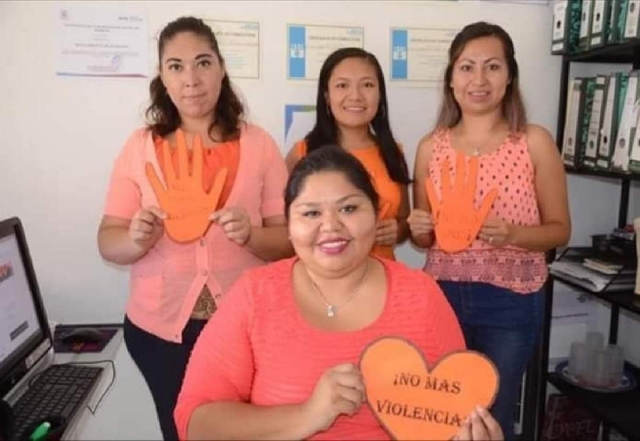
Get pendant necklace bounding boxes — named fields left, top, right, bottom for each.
left=473, top=146, right=480, bottom=156
left=306, top=260, right=371, bottom=318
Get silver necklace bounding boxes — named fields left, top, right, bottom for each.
left=306, top=260, right=371, bottom=318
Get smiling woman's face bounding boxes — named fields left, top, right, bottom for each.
left=288, top=170, right=377, bottom=278
left=160, top=31, right=225, bottom=121
left=450, top=36, right=510, bottom=117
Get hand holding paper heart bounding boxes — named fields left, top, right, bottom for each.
left=426, top=153, right=497, bottom=253
left=360, top=337, right=499, bottom=441
left=303, top=363, right=366, bottom=434
left=146, top=130, right=228, bottom=243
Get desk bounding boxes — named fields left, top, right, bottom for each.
left=56, top=329, right=161, bottom=440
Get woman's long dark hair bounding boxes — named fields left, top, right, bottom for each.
left=146, top=16, right=244, bottom=141
left=305, top=48, right=410, bottom=185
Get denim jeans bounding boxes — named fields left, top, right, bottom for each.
left=438, top=281, right=544, bottom=441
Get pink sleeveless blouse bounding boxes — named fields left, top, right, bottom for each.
left=424, top=129, right=547, bottom=294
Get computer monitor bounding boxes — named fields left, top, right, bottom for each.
left=0, top=217, right=52, bottom=400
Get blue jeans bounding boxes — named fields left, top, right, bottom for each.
left=438, top=281, right=544, bottom=441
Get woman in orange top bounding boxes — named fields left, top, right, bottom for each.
left=97, top=17, right=291, bottom=440
left=286, top=48, right=411, bottom=261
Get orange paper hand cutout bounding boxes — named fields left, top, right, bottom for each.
left=145, top=130, right=228, bottom=243
left=360, top=337, right=499, bottom=441
left=425, top=153, right=497, bottom=253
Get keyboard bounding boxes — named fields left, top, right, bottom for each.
left=10, top=364, right=103, bottom=441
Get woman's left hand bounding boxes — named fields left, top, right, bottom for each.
left=211, top=207, right=252, bottom=245
left=478, top=218, right=513, bottom=247
left=376, top=219, right=398, bottom=246
left=454, top=407, right=503, bottom=441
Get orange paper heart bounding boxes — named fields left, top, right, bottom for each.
left=425, top=153, right=497, bottom=253
left=146, top=130, right=228, bottom=243
left=360, top=337, right=499, bottom=441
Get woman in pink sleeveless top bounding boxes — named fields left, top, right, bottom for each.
left=408, top=22, right=570, bottom=440
left=97, top=17, right=292, bottom=440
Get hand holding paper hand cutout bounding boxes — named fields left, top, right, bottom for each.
left=426, top=153, right=497, bottom=253
left=146, top=130, right=228, bottom=243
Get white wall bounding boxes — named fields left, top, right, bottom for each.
left=0, top=0, right=562, bottom=324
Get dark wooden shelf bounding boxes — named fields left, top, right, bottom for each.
left=565, top=39, right=640, bottom=63
left=547, top=363, right=640, bottom=441
left=564, top=166, right=640, bottom=181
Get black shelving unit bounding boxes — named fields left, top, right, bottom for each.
left=525, top=39, right=640, bottom=441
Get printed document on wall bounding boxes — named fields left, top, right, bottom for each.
left=206, top=20, right=260, bottom=79
left=287, top=24, right=364, bottom=80
left=390, top=27, right=458, bottom=86
left=54, top=5, right=149, bottom=77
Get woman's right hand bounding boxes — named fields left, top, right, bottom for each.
left=454, top=406, right=503, bottom=441
left=407, top=209, right=435, bottom=239
left=302, top=363, right=366, bottom=434
left=128, top=206, right=166, bottom=247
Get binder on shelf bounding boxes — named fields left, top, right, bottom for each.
left=597, top=72, right=628, bottom=170
left=578, top=77, right=597, bottom=166
left=609, top=0, right=630, bottom=43
left=612, top=71, right=640, bottom=172
left=579, top=0, right=594, bottom=51
left=552, top=0, right=583, bottom=54
left=562, top=78, right=587, bottom=168
left=583, top=75, right=607, bottom=168
left=624, top=0, right=640, bottom=39
left=628, top=108, right=640, bottom=173
left=590, top=0, right=613, bottom=48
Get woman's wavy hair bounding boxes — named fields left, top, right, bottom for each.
left=435, top=21, right=527, bottom=133
left=305, top=47, right=410, bottom=185
left=146, top=16, right=244, bottom=141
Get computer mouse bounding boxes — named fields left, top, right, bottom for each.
left=59, top=328, right=103, bottom=344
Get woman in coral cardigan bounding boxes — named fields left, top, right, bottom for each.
left=97, top=17, right=291, bottom=440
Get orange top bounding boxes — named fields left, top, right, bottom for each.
left=295, top=141, right=402, bottom=260
left=103, top=124, right=288, bottom=343
left=425, top=129, right=547, bottom=294
left=174, top=257, right=465, bottom=440
left=153, top=136, right=239, bottom=209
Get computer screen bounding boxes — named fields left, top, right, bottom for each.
left=0, top=218, right=51, bottom=399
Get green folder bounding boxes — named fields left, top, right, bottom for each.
left=562, top=78, right=588, bottom=168
left=590, top=0, right=613, bottom=48
left=624, top=0, right=640, bottom=39
left=583, top=76, right=607, bottom=169
left=612, top=71, right=639, bottom=172
left=578, top=0, right=595, bottom=51
left=552, top=0, right=583, bottom=54
left=610, top=0, right=630, bottom=43
left=597, top=72, right=628, bottom=170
